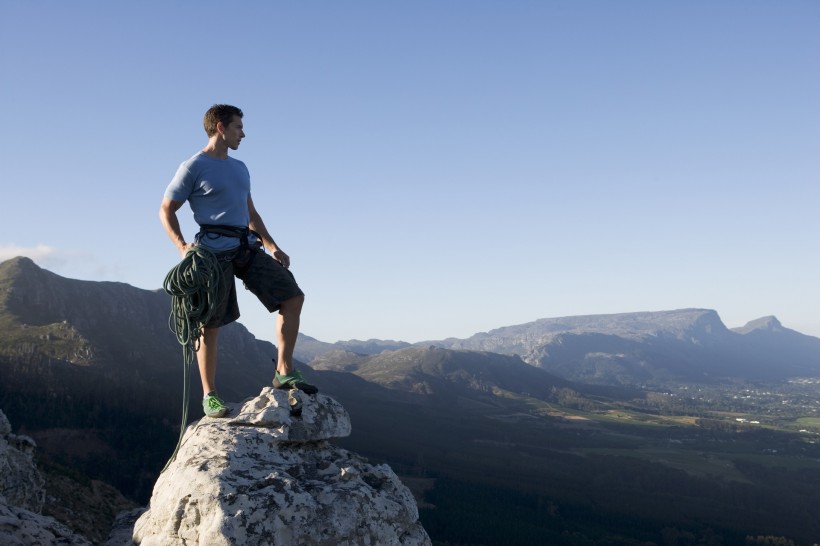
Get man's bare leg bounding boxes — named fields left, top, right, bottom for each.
left=275, top=294, right=304, bottom=376
left=197, top=327, right=220, bottom=395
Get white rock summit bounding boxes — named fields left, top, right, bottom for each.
left=124, top=388, right=431, bottom=546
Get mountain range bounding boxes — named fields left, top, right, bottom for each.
left=297, top=309, right=820, bottom=386
left=2, top=256, right=820, bottom=545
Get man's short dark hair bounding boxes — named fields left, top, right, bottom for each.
left=204, top=104, right=243, bottom=136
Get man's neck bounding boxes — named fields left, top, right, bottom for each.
left=202, top=139, right=229, bottom=159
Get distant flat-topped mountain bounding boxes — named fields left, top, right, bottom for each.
left=425, top=309, right=731, bottom=354
left=423, top=309, right=820, bottom=384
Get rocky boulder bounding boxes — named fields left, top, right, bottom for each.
left=0, top=410, right=43, bottom=513
left=120, top=388, right=431, bottom=546
left=0, top=409, right=93, bottom=546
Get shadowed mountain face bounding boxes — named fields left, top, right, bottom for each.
left=0, top=256, right=276, bottom=374
left=0, top=257, right=284, bottom=500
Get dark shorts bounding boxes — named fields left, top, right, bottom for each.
left=206, top=247, right=304, bottom=328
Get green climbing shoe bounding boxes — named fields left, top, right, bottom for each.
left=273, top=369, right=318, bottom=394
left=203, top=392, right=228, bottom=418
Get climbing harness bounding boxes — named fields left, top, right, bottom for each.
left=161, top=245, right=223, bottom=472
left=197, top=224, right=262, bottom=273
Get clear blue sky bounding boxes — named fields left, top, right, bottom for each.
left=1, top=1, right=818, bottom=344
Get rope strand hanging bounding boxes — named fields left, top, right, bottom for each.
left=161, top=246, right=223, bottom=472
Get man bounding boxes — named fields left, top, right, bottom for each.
left=159, top=104, right=317, bottom=418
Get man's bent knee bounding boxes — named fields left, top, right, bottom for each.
left=281, top=294, right=304, bottom=311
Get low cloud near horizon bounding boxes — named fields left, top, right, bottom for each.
left=0, top=244, right=60, bottom=265
left=0, top=243, right=128, bottom=284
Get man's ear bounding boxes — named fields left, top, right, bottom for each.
left=215, top=121, right=225, bottom=135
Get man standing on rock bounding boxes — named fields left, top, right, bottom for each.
left=159, top=104, right=317, bottom=418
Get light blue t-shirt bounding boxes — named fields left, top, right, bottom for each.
left=165, top=152, right=252, bottom=252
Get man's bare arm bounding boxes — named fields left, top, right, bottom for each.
left=159, top=197, right=192, bottom=257
left=247, top=195, right=290, bottom=268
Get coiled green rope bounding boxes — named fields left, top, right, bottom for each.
left=161, top=246, right=223, bottom=471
